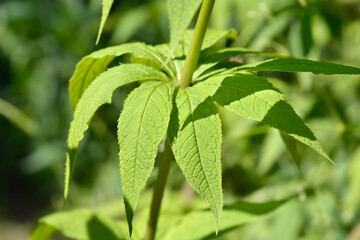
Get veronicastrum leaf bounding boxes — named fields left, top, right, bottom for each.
left=229, top=58, right=360, bottom=75
left=194, top=47, right=288, bottom=81
left=167, top=0, right=203, bottom=53
left=65, top=64, right=169, bottom=200
left=195, top=73, right=332, bottom=162
left=164, top=198, right=289, bottom=240
left=118, top=81, right=174, bottom=235
left=96, top=0, right=114, bottom=45
left=69, top=43, right=175, bottom=110
left=31, top=209, right=128, bottom=240
left=168, top=87, right=223, bottom=231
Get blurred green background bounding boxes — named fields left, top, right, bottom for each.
left=1, top=0, right=360, bottom=239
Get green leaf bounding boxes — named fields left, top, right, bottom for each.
left=154, top=44, right=180, bottom=80
left=194, top=47, right=288, bottom=81
left=30, top=223, right=56, bottom=240
left=196, top=73, right=332, bottom=162
left=168, top=87, right=223, bottom=231
left=65, top=64, right=169, bottom=201
left=167, top=0, right=203, bottom=52
left=31, top=209, right=129, bottom=240
left=118, top=81, right=174, bottom=235
left=280, top=131, right=301, bottom=169
left=96, top=0, right=114, bottom=45
left=164, top=198, right=289, bottom=240
left=69, top=43, right=175, bottom=110
left=232, top=58, right=360, bottom=75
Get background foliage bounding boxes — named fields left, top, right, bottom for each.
left=1, top=0, right=360, bottom=239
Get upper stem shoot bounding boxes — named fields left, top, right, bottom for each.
left=179, top=0, right=216, bottom=88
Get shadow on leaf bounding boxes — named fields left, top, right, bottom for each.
left=181, top=96, right=218, bottom=130
left=87, top=215, right=122, bottom=240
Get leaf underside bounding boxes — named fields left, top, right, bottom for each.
left=65, top=64, right=169, bottom=200
left=168, top=87, right=223, bottom=231
left=118, top=81, right=174, bottom=235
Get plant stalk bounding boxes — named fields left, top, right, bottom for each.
left=179, top=0, right=216, bottom=88
left=144, top=139, right=174, bottom=240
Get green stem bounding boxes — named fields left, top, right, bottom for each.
left=179, top=0, right=216, bottom=88
left=144, top=139, right=174, bottom=240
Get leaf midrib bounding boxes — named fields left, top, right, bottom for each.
left=130, top=83, right=163, bottom=198
left=184, top=89, right=218, bottom=218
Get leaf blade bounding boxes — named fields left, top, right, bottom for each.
left=65, top=64, right=169, bottom=201
left=233, top=58, right=360, bottom=75
left=168, top=87, right=223, bottom=231
left=118, top=81, right=174, bottom=235
left=196, top=73, right=331, bottom=162
left=194, top=47, right=287, bottom=81
left=69, top=43, right=174, bottom=110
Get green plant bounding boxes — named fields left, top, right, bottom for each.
left=31, top=0, right=360, bottom=239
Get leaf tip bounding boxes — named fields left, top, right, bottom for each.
left=124, top=197, right=134, bottom=236
left=213, top=204, right=222, bottom=236
left=327, top=157, right=336, bottom=165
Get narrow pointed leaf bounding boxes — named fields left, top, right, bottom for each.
left=196, top=73, right=332, bottom=162
left=118, top=81, right=173, bottom=235
left=96, top=0, right=114, bottom=45
left=167, top=0, right=203, bottom=52
left=154, top=44, right=181, bottom=80
left=280, top=131, right=301, bottom=169
left=168, top=87, right=223, bottom=230
left=194, top=47, right=288, bottom=81
left=65, top=64, right=169, bottom=200
left=164, top=198, right=289, bottom=240
left=69, top=43, right=174, bottom=110
left=231, top=58, right=360, bottom=75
